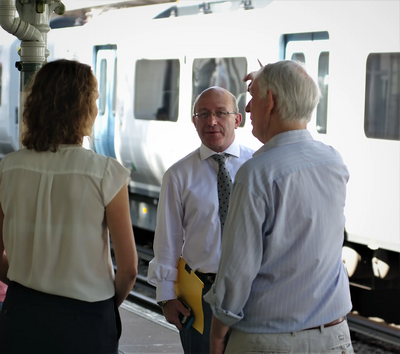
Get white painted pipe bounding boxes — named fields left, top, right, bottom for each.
left=0, top=0, right=42, bottom=41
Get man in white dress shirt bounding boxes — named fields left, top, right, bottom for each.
left=147, top=86, right=254, bottom=353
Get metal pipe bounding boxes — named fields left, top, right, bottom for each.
left=0, top=0, right=43, bottom=41
left=0, top=0, right=65, bottom=149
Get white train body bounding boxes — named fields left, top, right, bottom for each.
left=0, top=0, right=399, bottom=285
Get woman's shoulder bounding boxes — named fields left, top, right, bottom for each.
left=71, top=148, right=129, bottom=179
left=60, top=145, right=107, bottom=164
left=0, top=148, right=31, bottom=166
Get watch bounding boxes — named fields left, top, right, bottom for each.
left=157, top=300, right=170, bottom=308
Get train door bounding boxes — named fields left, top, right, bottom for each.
left=284, top=32, right=330, bottom=140
left=93, top=46, right=117, bottom=158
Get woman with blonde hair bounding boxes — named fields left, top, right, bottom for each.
left=0, top=59, right=138, bottom=353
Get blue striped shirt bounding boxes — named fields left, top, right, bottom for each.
left=204, top=129, right=352, bottom=333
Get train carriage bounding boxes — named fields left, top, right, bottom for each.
left=1, top=0, right=399, bottom=298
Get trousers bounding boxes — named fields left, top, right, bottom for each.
left=225, top=319, right=354, bottom=354
left=0, top=281, right=121, bottom=354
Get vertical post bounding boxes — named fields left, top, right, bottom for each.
left=15, top=0, right=65, bottom=148
left=15, top=30, right=48, bottom=147
left=0, top=0, right=65, bottom=149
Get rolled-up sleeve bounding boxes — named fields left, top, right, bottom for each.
left=204, top=284, right=244, bottom=327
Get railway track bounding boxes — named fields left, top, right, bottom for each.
left=129, top=272, right=158, bottom=309
left=112, top=244, right=158, bottom=310
left=348, top=313, right=400, bottom=351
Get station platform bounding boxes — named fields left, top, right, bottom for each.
left=118, top=300, right=183, bottom=354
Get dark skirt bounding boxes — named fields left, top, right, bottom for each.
left=0, top=281, right=121, bottom=354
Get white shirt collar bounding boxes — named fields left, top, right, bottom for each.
left=199, top=139, right=240, bottom=161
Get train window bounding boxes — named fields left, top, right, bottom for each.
left=365, top=53, right=400, bottom=141
left=317, top=52, right=329, bottom=134
left=98, top=59, right=107, bottom=116
left=291, top=53, right=305, bottom=63
left=192, top=57, right=248, bottom=127
left=134, top=59, right=180, bottom=122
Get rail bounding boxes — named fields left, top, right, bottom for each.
left=128, top=273, right=159, bottom=310
left=347, top=313, right=400, bottom=347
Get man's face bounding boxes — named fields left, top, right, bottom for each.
left=245, top=78, right=268, bottom=143
left=193, top=88, right=241, bottom=152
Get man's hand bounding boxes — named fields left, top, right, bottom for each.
left=244, top=71, right=257, bottom=83
left=162, top=299, right=191, bottom=331
left=244, top=71, right=258, bottom=95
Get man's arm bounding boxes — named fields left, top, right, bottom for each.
left=210, top=315, right=230, bottom=354
left=0, top=205, right=8, bottom=284
left=147, top=171, right=188, bottom=329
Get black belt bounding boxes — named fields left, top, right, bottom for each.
left=195, top=271, right=216, bottom=284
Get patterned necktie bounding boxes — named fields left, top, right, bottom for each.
left=211, top=153, right=233, bottom=233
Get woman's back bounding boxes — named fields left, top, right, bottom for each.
left=0, top=145, right=129, bottom=302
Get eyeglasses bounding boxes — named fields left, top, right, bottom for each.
left=193, top=110, right=237, bottom=120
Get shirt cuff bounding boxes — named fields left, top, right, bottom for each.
left=204, top=286, right=243, bottom=327
left=156, top=280, right=177, bottom=303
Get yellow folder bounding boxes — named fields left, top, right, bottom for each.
left=175, top=257, right=204, bottom=334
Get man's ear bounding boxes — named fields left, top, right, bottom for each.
left=234, top=113, right=242, bottom=129
left=266, top=89, right=275, bottom=115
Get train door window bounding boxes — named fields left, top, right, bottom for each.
left=97, top=56, right=117, bottom=117
left=364, top=53, right=400, bottom=141
left=98, top=59, right=107, bottom=115
left=93, top=46, right=117, bottom=158
left=317, top=52, right=329, bottom=134
left=134, top=59, right=180, bottom=122
left=0, top=64, right=2, bottom=106
left=113, top=59, right=117, bottom=116
left=284, top=32, right=329, bottom=134
left=192, top=57, right=247, bottom=127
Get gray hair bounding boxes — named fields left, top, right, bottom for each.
left=255, top=60, right=320, bottom=123
left=192, top=86, right=239, bottom=115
